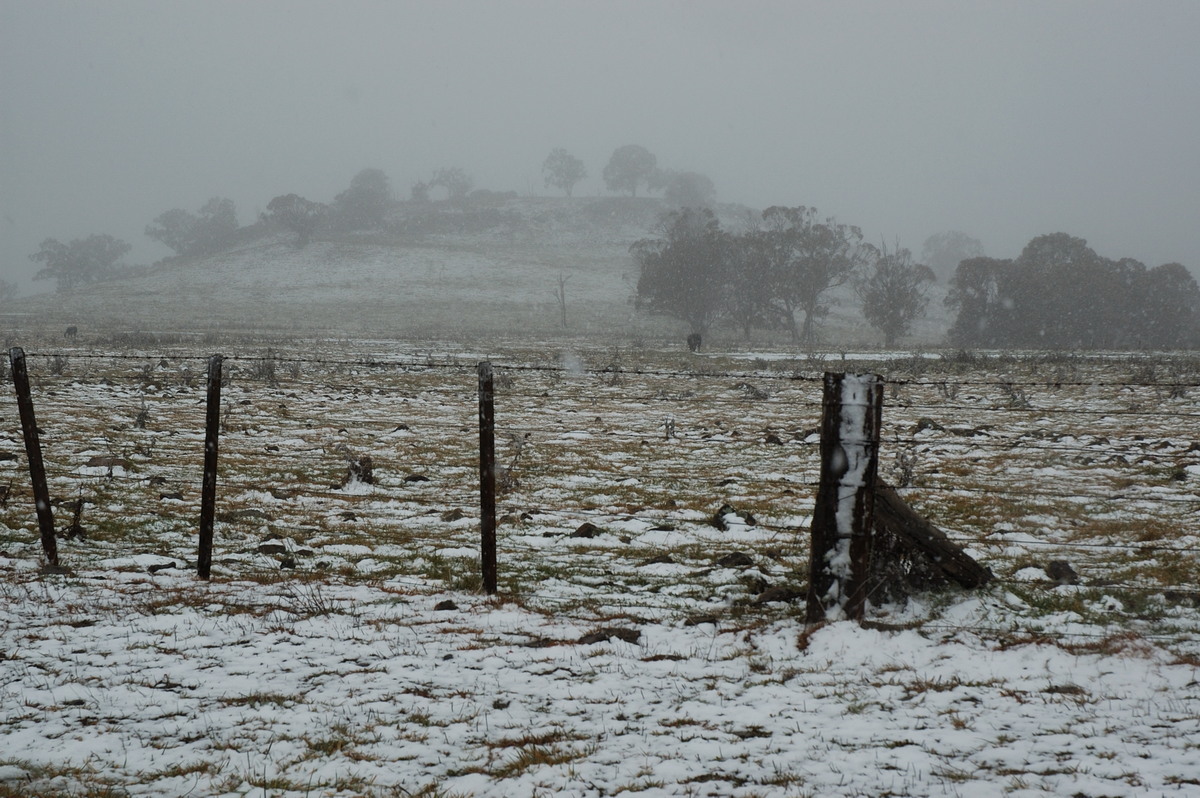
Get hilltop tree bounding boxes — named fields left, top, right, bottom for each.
left=633, top=207, right=731, bottom=337
left=542, top=148, right=587, bottom=197
left=265, top=193, right=327, bottom=248
left=31, top=234, right=130, bottom=293
left=603, top=145, right=657, bottom=197
left=331, top=168, right=391, bottom=230
left=430, top=167, right=473, bottom=201
left=856, top=243, right=935, bottom=347
left=145, top=197, right=238, bottom=257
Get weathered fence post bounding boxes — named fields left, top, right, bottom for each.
left=9, top=347, right=58, bottom=567
left=478, top=361, right=498, bottom=595
left=197, top=354, right=223, bottom=580
left=806, top=372, right=883, bottom=623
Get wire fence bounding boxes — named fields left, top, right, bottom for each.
left=2, top=345, right=1199, bottom=644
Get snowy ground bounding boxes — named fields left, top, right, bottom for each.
left=2, top=343, right=1199, bottom=796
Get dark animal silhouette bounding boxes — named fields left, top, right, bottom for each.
left=686, top=333, right=702, bottom=352
left=65, top=326, right=78, bottom=341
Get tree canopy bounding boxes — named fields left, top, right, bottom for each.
left=31, top=234, right=130, bottom=293
left=603, top=145, right=657, bottom=197
left=756, top=206, right=872, bottom=343
left=633, top=208, right=732, bottom=336
left=856, top=244, right=935, bottom=347
left=945, top=233, right=1200, bottom=349
left=542, top=148, right=587, bottom=197
left=265, top=194, right=327, bottom=248
left=331, top=168, right=391, bottom=230
left=145, top=197, right=238, bottom=257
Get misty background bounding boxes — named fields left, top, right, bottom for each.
left=2, top=0, right=1198, bottom=296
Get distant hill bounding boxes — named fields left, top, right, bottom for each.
left=4, top=195, right=950, bottom=347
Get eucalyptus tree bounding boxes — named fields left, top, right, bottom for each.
left=758, top=206, right=872, bottom=344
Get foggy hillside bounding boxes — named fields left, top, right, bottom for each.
left=2, top=197, right=723, bottom=340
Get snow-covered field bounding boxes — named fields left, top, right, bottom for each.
left=2, top=342, right=1199, bottom=796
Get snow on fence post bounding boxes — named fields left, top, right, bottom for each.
left=806, top=372, right=883, bottom=623
left=478, top=361, right=498, bottom=594
left=9, top=347, right=59, bottom=568
left=197, top=354, right=223, bottom=580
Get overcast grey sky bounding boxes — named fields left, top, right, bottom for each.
left=2, top=0, right=1198, bottom=293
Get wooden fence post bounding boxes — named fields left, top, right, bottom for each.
left=806, top=372, right=883, bottom=623
left=478, top=361, right=498, bottom=595
left=197, top=354, right=223, bottom=580
left=9, top=347, right=58, bottom=567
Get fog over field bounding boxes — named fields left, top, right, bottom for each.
left=2, top=0, right=1198, bottom=299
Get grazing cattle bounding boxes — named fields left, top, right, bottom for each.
left=65, top=326, right=78, bottom=341
left=686, top=332, right=702, bottom=352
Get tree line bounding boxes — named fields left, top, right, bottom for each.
left=945, top=233, right=1200, bottom=349
left=22, top=143, right=1200, bottom=351
left=634, top=206, right=934, bottom=347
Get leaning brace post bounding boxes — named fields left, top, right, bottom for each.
left=806, top=372, right=883, bottom=623
left=9, top=347, right=58, bottom=567
left=478, top=361, right=498, bottom=595
left=197, top=354, right=223, bottom=580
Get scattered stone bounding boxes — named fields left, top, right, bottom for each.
left=404, top=473, right=431, bottom=483
left=218, top=508, right=271, bottom=523
left=147, top=561, right=177, bottom=574
left=0, top=452, right=17, bottom=462
left=715, top=552, right=754, bottom=569
left=914, top=417, right=946, bottom=433
left=571, top=522, right=602, bottom=538
left=684, top=614, right=719, bottom=627
left=85, top=455, right=130, bottom=470
left=279, top=556, right=296, bottom=570
left=339, top=511, right=357, bottom=521
left=146, top=475, right=168, bottom=487
left=434, top=599, right=458, bottom=611
left=258, top=540, right=288, bottom=555
left=578, top=627, right=640, bottom=645
left=159, top=491, right=185, bottom=501
left=270, top=488, right=293, bottom=500
left=39, top=564, right=72, bottom=576
left=753, top=585, right=804, bottom=605
left=441, top=508, right=466, bottom=522
left=1045, top=560, right=1080, bottom=585
left=641, top=554, right=676, bottom=566
left=710, top=504, right=757, bottom=530
left=764, top=432, right=784, bottom=445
